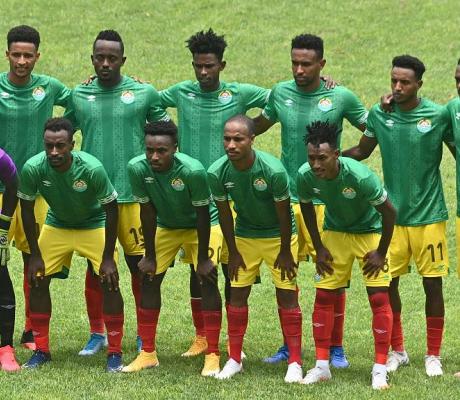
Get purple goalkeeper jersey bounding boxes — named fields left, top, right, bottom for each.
left=0, top=148, right=17, bottom=185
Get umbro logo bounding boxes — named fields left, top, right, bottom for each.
left=107, top=331, right=121, bottom=336
left=373, top=328, right=387, bottom=334
left=0, top=304, right=15, bottom=309
left=1, top=91, right=10, bottom=99
left=456, top=112, right=460, bottom=120
left=87, top=95, right=96, bottom=102
left=284, top=99, right=294, bottom=106
left=313, top=323, right=325, bottom=328
left=187, top=93, right=196, bottom=99
left=42, top=180, right=52, bottom=186
left=224, top=182, right=235, bottom=189
left=313, top=188, right=321, bottom=194
left=144, top=177, right=155, bottom=183
left=385, top=119, right=394, bottom=127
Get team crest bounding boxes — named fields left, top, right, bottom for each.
left=32, top=86, right=46, bottom=101
left=1, top=91, right=10, bottom=99
left=416, top=118, right=432, bottom=133
left=171, top=178, right=185, bottom=191
left=314, top=273, right=322, bottom=282
left=318, top=97, right=332, bottom=112
left=253, top=178, right=267, bottom=191
left=72, top=179, right=88, bottom=192
left=218, top=90, right=233, bottom=105
left=121, top=90, right=135, bottom=104
left=342, top=187, right=356, bottom=199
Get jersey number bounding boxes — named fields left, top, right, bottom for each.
left=129, top=227, right=144, bottom=248
left=427, top=242, right=443, bottom=262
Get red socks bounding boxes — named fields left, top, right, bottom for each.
left=312, top=289, right=334, bottom=360
left=391, top=312, right=404, bottom=352
left=227, top=305, right=248, bottom=363
left=85, top=268, right=104, bottom=334
left=191, top=298, right=206, bottom=337
left=331, top=291, right=346, bottom=347
left=368, top=291, right=392, bottom=364
left=103, top=313, right=124, bottom=354
left=23, top=264, right=32, bottom=332
left=280, top=307, right=302, bottom=364
left=426, top=316, right=444, bottom=356
left=138, top=308, right=160, bottom=353
left=202, top=310, right=222, bottom=355
left=30, top=312, right=51, bottom=353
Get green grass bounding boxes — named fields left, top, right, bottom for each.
left=1, top=0, right=460, bottom=398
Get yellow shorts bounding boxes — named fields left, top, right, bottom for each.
left=231, top=235, right=298, bottom=290
left=155, top=225, right=222, bottom=275
left=38, top=224, right=118, bottom=277
left=390, top=222, right=448, bottom=278
left=0, top=194, right=48, bottom=253
left=117, top=203, right=144, bottom=256
left=314, top=230, right=391, bottom=290
left=293, top=203, right=325, bottom=261
left=219, top=201, right=237, bottom=265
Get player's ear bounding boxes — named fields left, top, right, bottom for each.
left=121, top=56, right=126, bottom=66
left=70, top=140, right=75, bottom=150
left=320, top=58, right=326, bottom=70
left=417, top=79, right=423, bottom=89
left=35, top=52, right=40, bottom=61
left=220, top=60, right=226, bottom=71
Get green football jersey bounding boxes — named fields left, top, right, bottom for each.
left=128, top=152, right=218, bottom=229
left=262, top=80, right=367, bottom=202
left=0, top=72, right=70, bottom=191
left=18, top=151, right=117, bottom=229
left=64, top=76, right=169, bottom=203
left=446, top=97, right=460, bottom=216
left=159, top=81, right=269, bottom=168
left=365, top=99, right=453, bottom=226
left=297, top=157, right=386, bottom=233
left=208, top=149, right=296, bottom=238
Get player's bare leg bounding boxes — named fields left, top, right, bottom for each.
left=20, top=253, right=35, bottom=350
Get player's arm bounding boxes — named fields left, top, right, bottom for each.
left=342, top=135, right=378, bottom=161
left=195, top=205, right=216, bottom=284
left=138, top=201, right=158, bottom=278
left=253, top=113, right=275, bottom=136
left=300, top=201, right=333, bottom=276
left=100, top=199, right=119, bottom=291
left=444, top=140, right=456, bottom=159
left=363, top=199, right=396, bottom=278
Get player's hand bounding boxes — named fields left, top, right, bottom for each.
left=138, top=255, right=157, bottom=281
left=28, top=254, right=45, bottom=287
left=274, top=249, right=298, bottom=281
left=363, top=250, right=388, bottom=279
left=196, top=258, right=217, bottom=285
left=81, top=75, right=97, bottom=85
left=316, top=246, right=334, bottom=277
left=228, top=251, right=246, bottom=282
left=380, top=93, right=394, bottom=113
left=130, top=75, right=149, bottom=84
left=100, top=258, right=119, bottom=291
left=0, top=228, right=10, bottom=267
left=321, top=75, right=339, bottom=90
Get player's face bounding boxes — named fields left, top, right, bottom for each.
left=391, top=67, right=421, bottom=104
left=91, top=40, right=126, bottom=85
left=307, top=142, right=339, bottom=180
left=44, top=130, right=74, bottom=171
left=6, top=42, right=40, bottom=83
left=192, top=53, right=225, bottom=92
left=145, top=135, right=176, bottom=172
left=291, top=48, right=325, bottom=89
left=223, top=120, right=254, bottom=162
left=455, top=65, right=460, bottom=97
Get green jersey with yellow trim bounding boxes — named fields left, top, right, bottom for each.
left=64, top=76, right=169, bottom=203
left=297, top=157, right=386, bottom=233
left=128, top=152, right=217, bottom=229
left=365, top=99, right=453, bottom=226
left=18, top=151, right=117, bottom=229
left=208, top=149, right=296, bottom=238
left=0, top=72, right=70, bottom=191
left=262, top=80, right=367, bottom=202
left=159, top=81, right=269, bottom=168
left=446, top=96, right=460, bottom=216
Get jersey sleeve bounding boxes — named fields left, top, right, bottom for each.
left=440, top=105, right=455, bottom=145
left=159, top=84, right=178, bottom=109
left=17, top=162, right=39, bottom=201
left=239, top=83, right=270, bottom=110
left=91, top=166, right=118, bottom=205
left=261, top=85, right=279, bottom=122
left=62, top=91, right=80, bottom=130
left=363, top=107, right=377, bottom=138
left=188, top=169, right=212, bottom=207
left=342, top=88, right=368, bottom=128
left=296, top=171, right=315, bottom=203
left=127, top=162, right=150, bottom=204
left=0, top=150, right=17, bottom=185
left=51, top=77, right=71, bottom=108
left=271, top=170, right=290, bottom=202
left=146, top=85, right=170, bottom=122
left=360, top=172, right=387, bottom=207
left=207, top=170, right=227, bottom=202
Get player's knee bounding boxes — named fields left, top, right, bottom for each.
left=229, top=286, right=250, bottom=307
left=276, top=288, right=298, bottom=309
left=422, top=276, right=443, bottom=296
left=124, top=254, right=142, bottom=274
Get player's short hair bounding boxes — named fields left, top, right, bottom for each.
left=392, top=55, right=425, bottom=80
left=7, top=25, right=40, bottom=50
left=93, top=29, right=124, bottom=54
left=144, top=120, right=178, bottom=144
left=225, top=114, right=255, bottom=136
left=186, top=28, right=227, bottom=61
left=291, top=34, right=323, bottom=59
left=305, top=120, right=339, bottom=149
left=44, top=117, right=75, bottom=141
